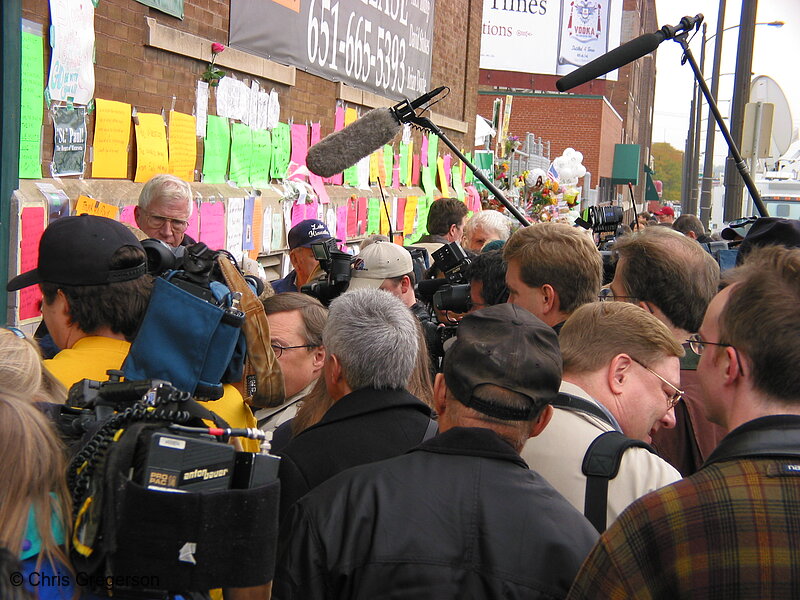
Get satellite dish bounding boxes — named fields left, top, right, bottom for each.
left=750, top=75, right=793, bottom=158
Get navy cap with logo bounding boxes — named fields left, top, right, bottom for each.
left=443, top=303, right=562, bottom=421
left=6, top=215, right=147, bottom=291
left=287, top=219, right=332, bottom=250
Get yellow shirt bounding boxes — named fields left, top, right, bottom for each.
left=44, top=336, right=258, bottom=451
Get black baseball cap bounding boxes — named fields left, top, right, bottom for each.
left=443, top=303, right=562, bottom=420
left=736, top=217, right=800, bottom=265
left=7, top=215, right=147, bottom=291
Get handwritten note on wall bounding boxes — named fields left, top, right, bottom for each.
left=134, top=112, right=169, bottom=183
left=47, top=0, right=95, bottom=105
left=19, top=31, right=44, bottom=179
left=18, top=207, right=45, bottom=321
left=168, top=110, right=197, bottom=182
left=92, top=99, right=131, bottom=178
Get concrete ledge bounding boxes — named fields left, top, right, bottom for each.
left=337, top=83, right=469, bottom=134
left=145, top=17, right=296, bottom=87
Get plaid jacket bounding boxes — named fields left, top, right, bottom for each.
left=567, top=415, right=800, bottom=600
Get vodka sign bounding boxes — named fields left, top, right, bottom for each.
left=557, top=0, right=611, bottom=74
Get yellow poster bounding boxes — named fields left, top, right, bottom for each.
left=92, top=98, right=131, bottom=179
left=168, top=110, right=197, bottom=182
left=74, top=195, right=119, bottom=219
left=248, top=195, right=263, bottom=260
left=406, top=140, right=414, bottom=186
left=369, top=151, right=381, bottom=183
left=404, top=196, right=418, bottom=236
left=379, top=201, right=389, bottom=236
left=134, top=112, right=169, bottom=183
left=344, top=107, right=357, bottom=127
left=437, top=156, right=451, bottom=196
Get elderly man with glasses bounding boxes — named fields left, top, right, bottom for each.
left=135, top=174, right=195, bottom=248
left=569, top=246, right=800, bottom=598
left=521, top=301, right=684, bottom=532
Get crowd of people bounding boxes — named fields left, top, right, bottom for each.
left=3, top=175, right=800, bottom=600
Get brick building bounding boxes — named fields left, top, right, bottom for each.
left=0, top=0, right=484, bottom=322
left=477, top=0, right=658, bottom=202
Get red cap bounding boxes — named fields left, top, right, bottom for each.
left=653, top=205, right=674, bottom=217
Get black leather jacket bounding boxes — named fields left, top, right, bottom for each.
left=274, top=427, right=598, bottom=599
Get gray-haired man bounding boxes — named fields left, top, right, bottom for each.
left=276, top=288, right=434, bottom=517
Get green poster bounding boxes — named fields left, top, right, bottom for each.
left=383, top=145, right=393, bottom=185
left=19, top=30, right=44, bottom=179
left=473, top=151, right=494, bottom=192
left=414, top=197, right=430, bottom=241
left=135, top=0, right=184, bottom=19
left=399, top=143, right=409, bottom=186
left=229, top=123, right=253, bottom=187
left=250, top=129, right=272, bottom=187
left=452, top=163, right=465, bottom=201
left=464, top=152, right=474, bottom=184
left=366, top=198, right=380, bottom=234
left=270, top=123, right=290, bottom=180
left=424, top=133, right=439, bottom=198
left=202, top=115, right=230, bottom=184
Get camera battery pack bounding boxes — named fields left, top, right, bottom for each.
left=143, top=432, right=235, bottom=492
left=232, top=451, right=281, bottom=489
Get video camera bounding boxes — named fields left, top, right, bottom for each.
left=576, top=205, right=625, bottom=249
left=430, top=242, right=473, bottom=314
left=301, top=237, right=354, bottom=305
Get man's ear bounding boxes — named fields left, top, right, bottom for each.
left=528, top=405, right=553, bottom=438
left=400, top=275, right=412, bottom=294
left=608, top=353, right=633, bottom=395
left=540, top=284, right=560, bottom=315
left=311, top=345, right=326, bottom=373
left=433, top=373, right=448, bottom=417
left=133, top=205, right=143, bottom=228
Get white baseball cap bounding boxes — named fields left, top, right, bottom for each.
left=347, top=241, right=414, bottom=290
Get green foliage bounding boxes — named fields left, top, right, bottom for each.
left=651, top=142, right=684, bottom=203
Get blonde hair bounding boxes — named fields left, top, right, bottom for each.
left=0, top=330, right=66, bottom=404
left=560, top=302, right=684, bottom=373
left=0, top=395, right=72, bottom=574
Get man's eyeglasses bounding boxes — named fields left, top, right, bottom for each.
left=598, top=288, right=639, bottom=303
left=687, top=333, right=744, bottom=376
left=144, top=211, right=189, bottom=232
left=270, top=343, right=319, bottom=358
left=631, top=357, right=683, bottom=409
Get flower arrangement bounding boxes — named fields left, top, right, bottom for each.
left=201, top=42, right=226, bottom=87
left=504, top=134, right=521, bottom=157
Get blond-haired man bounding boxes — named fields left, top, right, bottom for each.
left=522, top=301, right=684, bottom=531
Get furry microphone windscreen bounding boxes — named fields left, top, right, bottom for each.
left=306, top=108, right=401, bottom=178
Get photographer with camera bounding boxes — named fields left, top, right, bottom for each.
left=271, top=220, right=332, bottom=294
left=503, top=223, right=602, bottom=334
left=6, top=215, right=257, bottom=440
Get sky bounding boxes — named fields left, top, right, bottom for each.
left=652, top=0, right=800, bottom=164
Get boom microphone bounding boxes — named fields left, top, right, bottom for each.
left=306, top=87, right=448, bottom=178
left=556, top=14, right=703, bottom=92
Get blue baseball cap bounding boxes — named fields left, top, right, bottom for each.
left=287, top=219, right=332, bottom=250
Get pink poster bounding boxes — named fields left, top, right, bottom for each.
left=421, top=136, right=428, bottom=167
left=18, top=207, right=45, bottom=321
left=443, top=155, right=452, bottom=186
left=119, top=205, right=137, bottom=227
left=305, top=201, right=319, bottom=221
left=198, top=202, right=226, bottom=250
left=392, top=154, right=400, bottom=189
left=288, top=123, right=309, bottom=181
left=465, top=185, right=482, bottom=213
left=323, top=106, right=345, bottom=185
left=336, top=205, right=348, bottom=244
left=412, top=154, right=421, bottom=186
left=309, top=122, right=330, bottom=203
left=347, top=197, right=358, bottom=237
left=396, top=197, right=406, bottom=233
left=356, top=196, right=368, bottom=236
left=186, top=207, right=200, bottom=242
left=291, top=202, right=306, bottom=227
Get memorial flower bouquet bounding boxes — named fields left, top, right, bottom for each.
left=202, top=42, right=226, bottom=87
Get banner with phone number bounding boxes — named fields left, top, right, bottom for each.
left=230, top=0, right=435, bottom=101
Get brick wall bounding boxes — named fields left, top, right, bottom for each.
left=476, top=92, right=623, bottom=179
left=22, top=0, right=476, bottom=179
